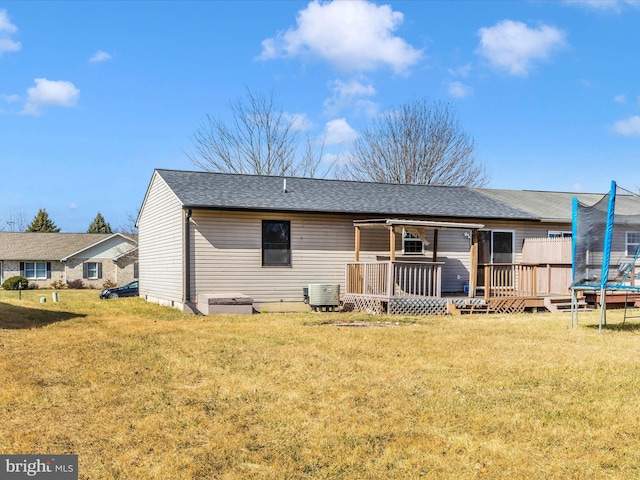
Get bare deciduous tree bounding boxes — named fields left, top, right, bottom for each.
left=116, top=210, right=139, bottom=235
left=187, top=88, right=331, bottom=178
left=2, top=208, right=28, bottom=232
left=339, top=99, right=489, bottom=187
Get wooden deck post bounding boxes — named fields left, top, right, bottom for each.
left=469, top=229, right=478, bottom=298
left=431, top=229, right=439, bottom=289
left=355, top=225, right=360, bottom=262
left=389, top=226, right=396, bottom=261
left=484, top=265, right=491, bottom=300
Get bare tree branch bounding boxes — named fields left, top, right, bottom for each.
left=338, top=99, right=489, bottom=187
left=186, top=88, right=330, bottom=178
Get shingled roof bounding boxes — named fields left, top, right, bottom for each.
left=154, top=169, right=537, bottom=221
left=478, top=188, right=640, bottom=222
left=0, top=233, right=137, bottom=261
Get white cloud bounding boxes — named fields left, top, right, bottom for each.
left=1, top=93, right=19, bottom=103
left=448, top=63, right=472, bottom=77
left=259, top=0, right=423, bottom=74
left=614, top=93, right=627, bottom=103
left=89, top=50, right=112, bottom=63
left=323, top=118, right=358, bottom=145
left=283, top=112, right=313, bottom=131
left=613, top=115, right=640, bottom=135
left=22, top=78, right=80, bottom=115
left=324, top=79, right=376, bottom=115
left=564, top=0, right=640, bottom=12
left=476, top=20, right=567, bottom=76
left=69, top=202, right=78, bottom=210
left=448, top=81, right=473, bottom=98
left=0, top=9, right=20, bottom=56
left=354, top=99, right=379, bottom=118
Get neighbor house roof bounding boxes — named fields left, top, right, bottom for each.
left=0, top=233, right=137, bottom=261
left=153, top=169, right=538, bottom=221
left=478, top=188, right=640, bottom=222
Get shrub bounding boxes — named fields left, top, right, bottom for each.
left=102, top=279, right=116, bottom=289
left=2, top=276, right=29, bottom=290
left=50, top=279, right=68, bottom=290
left=67, top=279, right=85, bottom=289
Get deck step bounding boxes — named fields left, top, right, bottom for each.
left=543, top=296, right=589, bottom=313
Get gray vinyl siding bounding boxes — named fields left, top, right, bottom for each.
left=189, top=210, right=482, bottom=302
left=191, top=211, right=395, bottom=303
left=138, top=173, right=184, bottom=305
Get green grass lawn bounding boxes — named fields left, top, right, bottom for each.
left=2, top=289, right=640, bottom=479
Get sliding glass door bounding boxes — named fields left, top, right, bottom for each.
left=477, top=230, right=514, bottom=288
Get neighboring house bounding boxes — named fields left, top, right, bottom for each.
left=136, top=169, right=640, bottom=313
left=0, top=232, right=138, bottom=289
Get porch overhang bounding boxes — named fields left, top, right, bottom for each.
left=353, top=219, right=485, bottom=231
left=353, top=218, right=484, bottom=297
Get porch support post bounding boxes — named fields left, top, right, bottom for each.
left=389, top=226, right=396, bottom=261
left=354, top=225, right=361, bottom=262
left=431, top=229, right=439, bottom=290
left=469, top=229, right=478, bottom=298
left=432, top=229, right=439, bottom=262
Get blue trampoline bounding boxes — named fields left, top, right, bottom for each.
left=571, top=181, right=640, bottom=332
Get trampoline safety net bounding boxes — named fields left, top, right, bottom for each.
left=572, top=181, right=640, bottom=290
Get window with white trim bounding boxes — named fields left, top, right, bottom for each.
left=402, top=229, right=424, bottom=255
left=626, top=232, right=640, bottom=256
left=25, top=262, right=47, bottom=279
left=83, top=262, right=102, bottom=279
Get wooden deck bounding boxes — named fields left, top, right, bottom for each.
left=583, top=291, right=640, bottom=308
left=344, top=260, right=583, bottom=315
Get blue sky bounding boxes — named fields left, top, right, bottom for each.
left=1, top=0, right=640, bottom=232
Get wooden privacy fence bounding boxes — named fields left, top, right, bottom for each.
left=522, top=237, right=572, bottom=264
left=522, top=237, right=573, bottom=294
left=346, top=261, right=442, bottom=298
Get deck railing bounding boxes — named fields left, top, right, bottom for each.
left=346, top=261, right=443, bottom=298
left=483, top=263, right=537, bottom=299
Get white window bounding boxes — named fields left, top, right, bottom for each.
left=402, top=229, right=423, bottom=255
left=25, top=262, right=47, bottom=279
left=626, top=232, right=640, bottom=256
left=87, top=263, right=98, bottom=279
left=548, top=231, right=572, bottom=238
left=83, top=262, right=102, bottom=279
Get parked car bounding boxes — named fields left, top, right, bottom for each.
left=100, top=281, right=139, bottom=299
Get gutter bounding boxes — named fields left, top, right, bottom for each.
left=183, top=208, right=203, bottom=315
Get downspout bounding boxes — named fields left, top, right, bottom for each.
left=183, top=209, right=203, bottom=315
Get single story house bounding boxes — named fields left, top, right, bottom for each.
left=0, top=232, right=138, bottom=289
left=135, top=169, right=640, bottom=313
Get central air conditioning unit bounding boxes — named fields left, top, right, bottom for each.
left=308, top=284, right=340, bottom=309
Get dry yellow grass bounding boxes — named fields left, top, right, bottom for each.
left=2, top=289, right=640, bottom=479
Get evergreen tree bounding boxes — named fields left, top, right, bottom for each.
left=87, top=212, right=112, bottom=233
left=26, top=208, right=61, bottom=232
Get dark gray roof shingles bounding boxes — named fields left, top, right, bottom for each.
left=156, top=169, right=537, bottom=221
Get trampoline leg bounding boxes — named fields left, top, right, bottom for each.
left=598, top=288, right=606, bottom=334
left=570, top=289, right=577, bottom=329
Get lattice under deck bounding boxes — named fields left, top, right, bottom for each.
left=487, top=297, right=526, bottom=314
left=342, top=294, right=386, bottom=315
left=389, top=297, right=449, bottom=316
